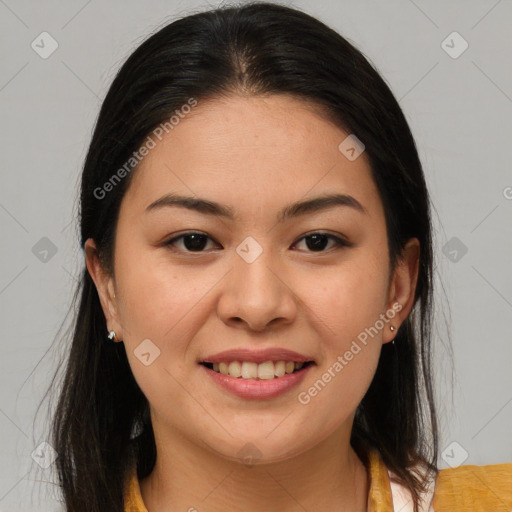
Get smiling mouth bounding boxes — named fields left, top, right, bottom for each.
left=200, top=360, right=315, bottom=380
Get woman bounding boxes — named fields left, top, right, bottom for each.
left=48, top=3, right=512, bottom=511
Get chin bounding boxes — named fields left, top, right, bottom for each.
left=204, top=432, right=314, bottom=467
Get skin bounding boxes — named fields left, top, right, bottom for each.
left=85, top=93, right=419, bottom=512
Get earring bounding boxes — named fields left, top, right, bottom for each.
left=107, top=330, right=121, bottom=343
left=390, top=325, right=396, bottom=345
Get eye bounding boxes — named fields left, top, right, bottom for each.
left=164, top=232, right=220, bottom=253
left=292, top=232, right=349, bottom=253
left=163, top=231, right=350, bottom=254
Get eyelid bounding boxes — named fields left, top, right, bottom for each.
left=296, top=230, right=351, bottom=245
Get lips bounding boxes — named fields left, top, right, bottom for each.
left=198, top=348, right=316, bottom=399
left=200, top=360, right=314, bottom=399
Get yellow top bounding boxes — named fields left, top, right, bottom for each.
left=124, top=449, right=512, bottom=511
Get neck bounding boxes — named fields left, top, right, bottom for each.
left=139, top=416, right=369, bottom=512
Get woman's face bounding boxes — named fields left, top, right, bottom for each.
left=87, top=94, right=418, bottom=464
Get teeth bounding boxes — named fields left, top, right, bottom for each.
left=241, top=362, right=258, bottom=379
left=208, top=360, right=308, bottom=379
left=274, top=360, right=286, bottom=377
left=228, top=361, right=242, bottom=378
left=258, top=361, right=275, bottom=380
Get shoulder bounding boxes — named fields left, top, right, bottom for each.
left=432, top=461, right=512, bottom=511
left=123, top=458, right=149, bottom=512
left=386, top=457, right=512, bottom=512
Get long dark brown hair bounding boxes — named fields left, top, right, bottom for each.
left=43, top=3, right=443, bottom=510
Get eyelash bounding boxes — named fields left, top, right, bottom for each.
left=163, top=231, right=350, bottom=254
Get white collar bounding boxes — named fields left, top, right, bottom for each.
left=388, top=467, right=437, bottom=512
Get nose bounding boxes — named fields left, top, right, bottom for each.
left=217, top=249, right=297, bottom=332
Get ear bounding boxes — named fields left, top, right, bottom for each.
left=84, top=238, right=122, bottom=339
left=382, top=237, right=420, bottom=344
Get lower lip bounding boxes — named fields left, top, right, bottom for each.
left=200, top=363, right=313, bottom=400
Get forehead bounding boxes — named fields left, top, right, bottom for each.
left=121, top=94, right=382, bottom=221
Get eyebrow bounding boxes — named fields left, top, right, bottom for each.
left=145, top=192, right=367, bottom=221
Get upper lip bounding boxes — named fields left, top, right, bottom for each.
left=199, top=348, right=315, bottom=365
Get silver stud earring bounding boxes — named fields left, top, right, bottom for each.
left=390, top=325, right=396, bottom=345
left=107, top=330, right=119, bottom=343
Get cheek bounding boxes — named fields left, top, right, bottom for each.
left=113, top=237, right=210, bottom=357
left=113, top=250, right=211, bottom=411
left=295, top=264, right=387, bottom=423
left=305, top=257, right=390, bottom=343
left=293, top=253, right=388, bottom=399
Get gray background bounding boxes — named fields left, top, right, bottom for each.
left=1, top=0, right=511, bottom=510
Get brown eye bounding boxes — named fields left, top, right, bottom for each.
left=292, top=232, right=349, bottom=253
left=164, top=232, right=219, bottom=252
